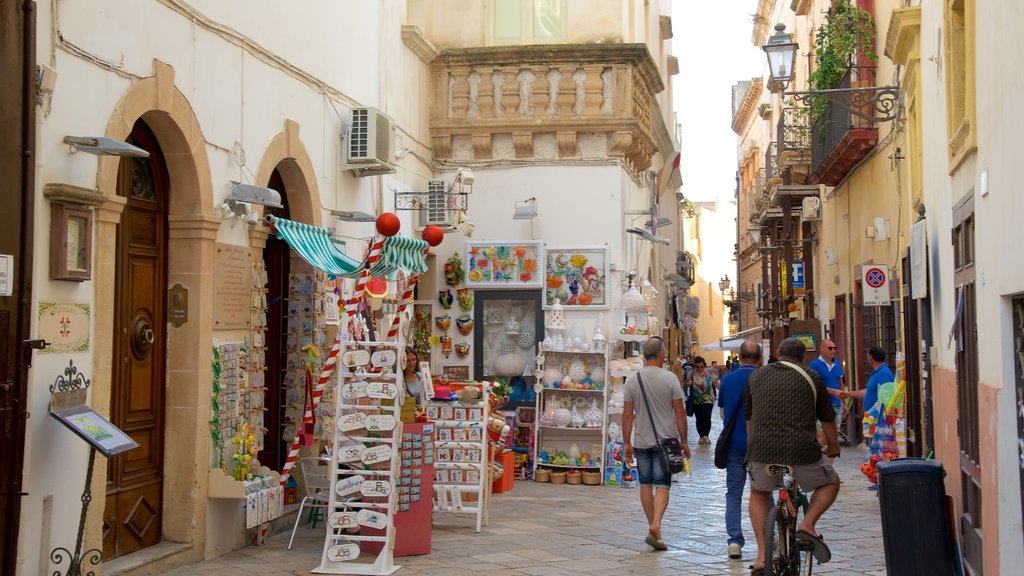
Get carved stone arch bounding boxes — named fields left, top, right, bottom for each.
left=254, top=118, right=322, bottom=228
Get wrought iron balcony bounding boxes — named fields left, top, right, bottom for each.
left=765, top=142, right=782, bottom=195
left=810, top=66, right=879, bottom=186
left=430, top=44, right=664, bottom=172
left=676, top=251, right=695, bottom=285
left=778, top=107, right=810, bottom=167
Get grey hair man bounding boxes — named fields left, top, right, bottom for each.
left=621, top=337, right=692, bottom=550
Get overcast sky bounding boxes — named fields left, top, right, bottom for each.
left=672, top=0, right=765, bottom=202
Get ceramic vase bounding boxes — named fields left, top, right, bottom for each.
left=554, top=408, right=572, bottom=427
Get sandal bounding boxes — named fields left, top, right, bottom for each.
left=645, top=533, right=668, bottom=551
left=795, top=530, right=832, bottom=563
left=749, top=567, right=765, bottom=576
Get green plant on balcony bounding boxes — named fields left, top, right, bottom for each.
left=808, top=1, right=877, bottom=121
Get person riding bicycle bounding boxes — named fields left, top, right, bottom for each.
left=745, top=338, right=841, bottom=575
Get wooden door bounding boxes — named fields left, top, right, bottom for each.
left=103, top=121, right=168, bottom=560
left=0, top=2, right=35, bottom=573
left=260, top=169, right=289, bottom=471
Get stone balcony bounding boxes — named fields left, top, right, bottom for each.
left=430, top=44, right=664, bottom=172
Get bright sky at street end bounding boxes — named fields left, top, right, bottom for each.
left=672, top=0, right=765, bottom=203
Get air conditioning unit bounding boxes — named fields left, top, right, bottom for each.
left=418, top=180, right=452, bottom=229
left=343, top=107, right=396, bottom=177
left=801, top=196, right=822, bottom=222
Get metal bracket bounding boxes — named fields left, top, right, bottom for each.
left=785, top=86, right=901, bottom=123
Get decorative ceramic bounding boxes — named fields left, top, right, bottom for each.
left=584, top=397, right=602, bottom=428
left=517, top=329, right=535, bottom=350
left=560, top=375, right=572, bottom=389
left=553, top=334, right=565, bottom=351
left=570, top=405, right=584, bottom=428
left=543, top=367, right=562, bottom=387
left=444, top=253, right=464, bottom=286
left=484, top=309, right=504, bottom=324
left=454, top=342, right=471, bottom=358
left=569, top=359, right=587, bottom=383
left=438, top=289, right=453, bottom=309
left=493, top=353, right=526, bottom=377
left=539, top=404, right=556, bottom=426
left=456, top=314, right=474, bottom=335
left=572, top=336, right=583, bottom=350
left=590, top=366, right=605, bottom=385
left=568, top=442, right=582, bottom=460
left=504, top=317, right=521, bottom=336
left=542, top=335, right=554, bottom=350
left=435, top=314, right=452, bottom=332
left=592, top=324, right=607, bottom=352
left=501, top=342, right=517, bottom=355
left=440, top=334, right=452, bottom=358
left=457, top=288, right=473, bottom=311
left=607, top=421, right=622, bottom=442
left=545, top=300, right=566, bottom=334
left=553, top=407, right=572, bottom=428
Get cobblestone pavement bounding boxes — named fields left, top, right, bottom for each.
left=165, top=418, right=886, bottom=576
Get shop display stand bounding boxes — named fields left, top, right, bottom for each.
left=532, top=347, right=608, bottom=480
left=426, top=400, right=490, bottom=532
left=314, top=339, right=403, bottom=575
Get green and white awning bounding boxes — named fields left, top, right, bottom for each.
left=267, top=216, right=428, bottom=278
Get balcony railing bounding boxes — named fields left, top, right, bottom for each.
left=778, top=107, right=810, bottom=167
left=809, top=66, right=880, bottom=185
left=765, top=142, right=782, bottom=194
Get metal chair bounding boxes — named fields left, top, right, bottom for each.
left=287, top=457, right=332, bottom=550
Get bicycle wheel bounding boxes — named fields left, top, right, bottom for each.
left=763, top=502, right=792, bottom=576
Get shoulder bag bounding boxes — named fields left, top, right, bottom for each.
left=714, top=377, right=747, bottom=469
left=779, top=361, right=818, bottom=401
left=637, top=373, right=686, bottom=475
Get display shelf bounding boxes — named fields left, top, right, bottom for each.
left=535, top=463, right=600, bottom=470
left=538, top=346, right=606, bottom=355
left=615, top=333, right=650, bottom=342
left=425, top=400, right=490, bottom=532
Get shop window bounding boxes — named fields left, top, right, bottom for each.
left=490, top=0, right=565, bottom=45
left=944, top=0, right=976, bottom=170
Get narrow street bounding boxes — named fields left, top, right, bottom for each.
left=166, top=417, right=885, bottom=576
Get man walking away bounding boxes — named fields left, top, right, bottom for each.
left=622, top=337, right=692, bottom=550
left=745, top=338, right=841, bottom=575
left=717, top=340, right=762, bottom=559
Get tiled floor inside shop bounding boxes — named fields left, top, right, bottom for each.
left=165, top=421, right=886, bottom=576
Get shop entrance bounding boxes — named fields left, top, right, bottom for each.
left=261, top=168, right=290, bottom=471
left=103, top=120, right=168, bottom=559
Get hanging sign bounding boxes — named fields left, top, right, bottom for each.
left=366, top=381, right=398, bottom=400
left=334, top=475, right=363, bottom=497
left=337, top=444, right=364, bottom=463
left=342, top=349, right=370, bottom=368
left=780, top=259, right=789, bottom=298
left=337, top=411, right=367, bottom=432
left=365, top=414, right=397, bottom=432
left=791, top=261, right=806, bottom=296
left=326, top=543, right=360, bottom=562
left=356, top=509, right=389, bottom=528
left=340, top=380, right=368, bottom=400
left=370, top=349, right=397, bottom=368
left=360, top=444, right=393, bottom=465
left=862, top=264, right=891, bottom=306
left=360, top=479, right=393, bottom=497
left=328, top=511, right=358, bottom=530
left=0, top=254, right=12, bottom=296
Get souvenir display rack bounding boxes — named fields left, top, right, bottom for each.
left=532, top=347, right=608, bottom=481
left=426, top=399, right=490, bottom=532
left=315, top=339, right=403, bottom=575
left=282, top=273, right=329, bottom=450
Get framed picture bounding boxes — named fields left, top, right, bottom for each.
left=51, top=405, right=139, bottom=457
left=464, top=241, right=544, bottom=289
left=543, top=246, right=610, bottom=309
left=443, top=365, right=470, bottom=381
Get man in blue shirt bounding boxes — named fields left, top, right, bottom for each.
left=841, top=345, right=894, bottom=436
left=808, top=340, right=845, bottom=452
left=717, top=340, right=761, bottom=560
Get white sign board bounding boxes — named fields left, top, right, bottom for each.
left=337, top=444, right=363, bottom=463
left=862, top=264, right=891, bottom=306
left=366, top=381, right=398, bottom=400
left=340, top=380, right=368, bottom=400
left=337, top=412, right=367, bottom=432
left=328, top=511, right=358, bottom=530
left=910, top=220, right=928, bottom=299
left=326, top=543, right=360, bottom=562
left=356, top=509, right=388, bottom=528
left=335, top=475, right=364, bottom=497
left=360, top=444, right=393, bottom=465
left=360, top=479, right=393, bottom=497
left=371, top=349, right=397, bottom=368
left=0, top=254, right=12, bottom=296
left=365, top=414, right=397, bottom=432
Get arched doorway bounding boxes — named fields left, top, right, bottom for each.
left=104, top=119, right=168, bottom=559
left=261, top=168, right=290, bottom=471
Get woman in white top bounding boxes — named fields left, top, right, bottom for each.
left=403, top=350, right=424, bottom=404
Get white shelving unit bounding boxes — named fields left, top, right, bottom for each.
left=426, top=400, right=490, bottom=532
left=532, top=348, right=608, bottom=479
left=315, top=339, right=403, bottom=576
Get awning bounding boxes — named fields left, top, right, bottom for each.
left=267, top=216, right=429, bottom=278
left=701, top=326, right=764, bottom=353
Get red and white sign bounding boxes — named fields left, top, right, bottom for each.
left=862, top=264, right=891, bottom=306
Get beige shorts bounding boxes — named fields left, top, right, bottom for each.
left=747, top=456, right=839, bottom=493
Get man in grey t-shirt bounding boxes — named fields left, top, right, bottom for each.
left=622, top=337, right=691, bottom=550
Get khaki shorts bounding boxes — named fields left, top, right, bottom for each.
left=747, top=456, right=839, bottom=493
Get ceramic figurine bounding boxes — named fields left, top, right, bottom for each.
left=569, top=359, right=587, bottom=383
left=457, top=287, right=473, bottom=311
left=570, top=404, right=585, bottom=428
left=554, top=406, right=572, bottom=427
left=435, top=314, right=452, bottom=332
left=584, top=397, right=602, bottom=428
left=438, top=289, right=453, bottom=309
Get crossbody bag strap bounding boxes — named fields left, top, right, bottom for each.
left=636, top=373, right=663, bottom=441
left=779, top=361, right=817, bottom=402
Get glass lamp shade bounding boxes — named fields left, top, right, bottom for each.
left=749, top=223, right=762, bottom=245
left=620, top=285, right=646, bottom=314
left=763, top=24, right=798, bottom=89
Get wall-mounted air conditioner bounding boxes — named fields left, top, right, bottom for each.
left=342, top=107, right=397, bottom=177
left=417, top=180, right=452, bottom=229
left=801, top=196, right=821, bottom=222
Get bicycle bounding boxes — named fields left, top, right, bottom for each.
left=762, top=464, right=816, bottom=576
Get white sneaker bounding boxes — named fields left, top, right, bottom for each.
left=728, top=543, right=742, bottom=559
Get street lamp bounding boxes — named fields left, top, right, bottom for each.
left=749, top=222, right=762, bottom=245
left=762, top=24, right=902, bottom=123
left=719, top=275, right=731, bottom=292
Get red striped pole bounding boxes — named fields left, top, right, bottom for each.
left=345, top=238, right=384, bottom=317
left=385, top=248, right=430, bottom=341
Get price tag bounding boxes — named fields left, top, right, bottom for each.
left=340, top=380, right=368, bottom=400
left=370, top=349, right=397, bottom=368
left=337, top=444, right=363, bottom=463
left=360, top=479, right=393, bottom=497
left=337, top=412, right=367, bottom=432
left=366, top=381, right=397, bottom=400
left=328, top=511, right=358, bottom=530
left=365, top=414, right=397, bottom=432
left=342, top=349, right=370, bottom=368
left=335, top=475, right=363, bottom=497
left=360, top=444, right=392, bottom=465
left=356, top=509, right=389, bottom=528
left=327, top=543, right=360, bottom=562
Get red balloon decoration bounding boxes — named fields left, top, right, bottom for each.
left=375, top=212, right=401, bottom=237
left=422, top=224, right=444, bottom=247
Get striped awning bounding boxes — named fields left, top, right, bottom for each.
left=267, top=216, right=429, bottom=278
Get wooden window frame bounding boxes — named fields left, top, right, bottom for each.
left=49, top=202, right=93, bottom=281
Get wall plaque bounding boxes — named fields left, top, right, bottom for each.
left=38, top=302, right=90, bottom=354
left=168, top=284, right=188, bottom=327
left=213, top=244, right=252, bottom=329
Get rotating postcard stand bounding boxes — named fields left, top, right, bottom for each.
left=262, top=215, right=429, bottom=575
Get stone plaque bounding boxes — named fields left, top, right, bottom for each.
left=168, top=284, right=188, bottom=327
left=213, top=244, right=251, bottom=329
left=38, top=302, right=90, bottom=354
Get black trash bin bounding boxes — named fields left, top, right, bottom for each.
left=876, top=458, right=956, bottom=576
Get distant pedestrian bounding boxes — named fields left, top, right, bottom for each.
left=717, top=340, right=762, bottom=559
left=622, top=337, right=692, bottom=550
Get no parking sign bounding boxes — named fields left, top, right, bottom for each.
left=862, top=264, right=891, bottom=305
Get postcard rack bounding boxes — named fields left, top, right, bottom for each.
left=426, top=400, right=490, bottom=532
